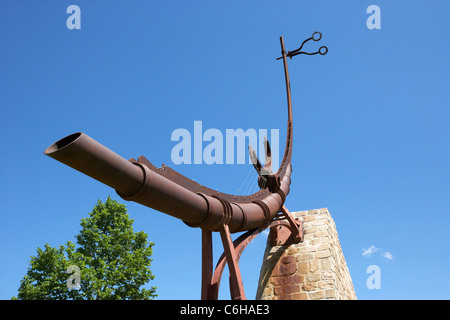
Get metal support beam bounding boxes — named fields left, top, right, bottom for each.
left=201, top=230, right=213, bottom=300
left=219, top=224, right=246, bottom=300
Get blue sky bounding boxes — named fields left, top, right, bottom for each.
left=1, top=1, right=449, bottom=300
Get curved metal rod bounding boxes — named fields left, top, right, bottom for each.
left=43, top=36, right=295, bottom=233
left=277, top=36, right=293, bottom=180
left=132, top=35, right=294, bottom=202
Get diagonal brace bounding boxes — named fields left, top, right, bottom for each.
left=219, top=224, right=246, bottom=300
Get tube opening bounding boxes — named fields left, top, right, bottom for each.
left=44, top=132, right=82, bottom=155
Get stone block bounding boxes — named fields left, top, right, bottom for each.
left=255, top=208, right=356, bottom=300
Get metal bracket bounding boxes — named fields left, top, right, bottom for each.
left=269, top=206, right=303, bottom=246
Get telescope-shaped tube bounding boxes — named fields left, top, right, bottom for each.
left=44, top=132, right=290, bottom=232
left=44, top=133, right=143, bottom=195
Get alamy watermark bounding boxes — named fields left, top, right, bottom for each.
left=367, top=5, right=381, bottom=30
left=362, top=245, right=393, bottom=290
left=66, top=5, right=81, bottom=30
left=67, top=265, right=81, bottom=290
left=170, top=121, right=280, bottom=168
left=65, top=4, right=381, bottom=31
left=366, top=265, right=381, bottom=289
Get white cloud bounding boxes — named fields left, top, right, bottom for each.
left=362, top=245, right=380, bottom=257
left=362, top=245, right=394, bottom=261
left=382, top=251, right=394, bottom=261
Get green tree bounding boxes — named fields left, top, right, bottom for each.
left=14, top=197, right=157, bottom=300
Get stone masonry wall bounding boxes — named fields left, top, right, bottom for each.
left=255, top=208, right=356, bottom=300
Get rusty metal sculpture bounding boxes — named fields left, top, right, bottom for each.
left=44, top=33, right=327, bottom=300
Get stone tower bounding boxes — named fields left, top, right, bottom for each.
left=256, top=208, right=356, bottom=300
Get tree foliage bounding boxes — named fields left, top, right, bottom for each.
left=14, top=197, right=157, bottom=300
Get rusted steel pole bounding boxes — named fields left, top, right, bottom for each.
left=277, top=36, right=293, bottom=179
left=44, top=132, right=143, bottom=196
left=219, top=224, right=245, bottom=300
left=44, top=132, right=291, bottom=232
left=280, top=36, right=293, bottom=127
left=201, top=230, right=213, bottom=299
left=44, top=132, right=210, bottom=227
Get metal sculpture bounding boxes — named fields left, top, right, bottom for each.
left=44, top=33, right=327, bottom=300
